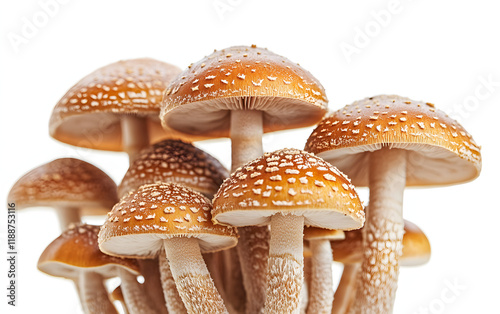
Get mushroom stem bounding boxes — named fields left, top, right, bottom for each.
left=162, top=238, right=228, bottom=314
left=307, top=239, right=334, bottom=314
left=118, top=268, right=157, bottom=314
left=138, top=259, right=169, bottom=314
left=230, top=109, right=269, bottom=314
left=331, top=264, right=360, bottom=314
left=79, top=271, right=118, bottom=314
left=55, top=207, right=81, bottom=231
left=265, top=214, right=304, bottom=314
left=159, top=248, right=187, bottom=314
left=121, top=115, right=149, bottom=163
left=350, top=148, right=405, bottom=314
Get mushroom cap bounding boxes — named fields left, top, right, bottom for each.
left=37, top=224, right=139, bottom=280
left=99, top=182, right=238, bottom=259
left=8, top=158, right=118, bottom=215
left=212, top=148, right=364, bottom=230
left=160, top=45, right=328, bottom=138
left=304, top=227, right=345, bottom=241
left=305, top=95, right=482, bottom=187
left=49, top=58, right=186, bottom=151
left=331, top=219, right=431, bottom=266
left=118, top=139, right=228, bottom=199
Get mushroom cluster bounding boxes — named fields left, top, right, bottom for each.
left=8, top=47, right=481, bottom=314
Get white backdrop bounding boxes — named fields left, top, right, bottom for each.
left=1, top=1, right=498, bottom=313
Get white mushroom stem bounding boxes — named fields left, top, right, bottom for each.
left=307, top=239, right=334, bottom=314
left=350, top=148, right=405, bottom=314
left=265, top=214, right=304, bottom=314
left=299, top=276, right=309, bottom=314
left=118, top=268, right=157, bottom=314
left=159, top=248, right=187, bottom=314
left=230, top=109, right=269, bottom=314
left=121, top=115, right=150, bottom=163
left=79, top=271, right=118, bottom=314
left=55, top=207, right=81, bottom=231
left=331, top=264, right=361, bottom=314
left=162, top=238, right=228, bottom=314
left=138, top=259, right=169, bottom=314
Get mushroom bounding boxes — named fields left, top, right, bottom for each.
left=98, top=182, right=238, bottom=314
left=303, top=227, right=345, bottom=314
left=110, top=286, right=128, bottom=314
left=117, top=139, right=229, bottom=313
left=212, top=148, right=364, bottom=314
left=7, top=158, right=117, bottom=230
left=331, top=219, right=431, bottom=314
left=161, top=45, right=328, bottom=313
left=37, top=223, right=156, bottom=314
left=305, top=95, right=481, bottom=313
left=49, top=58, right=185, bottom=162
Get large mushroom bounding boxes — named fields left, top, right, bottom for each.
left=49, top=58, right=185, bottom=162
left=305, top=95, right=480, bottom=313
left=7, top=158, right=117, bottom=230
left=212, top=148, right=364, bottom=314
left=37, top=223, right=155, bottom=314
left=161, top=45, right=328, bottom=313
left=98, top=182, right=238, bottom=314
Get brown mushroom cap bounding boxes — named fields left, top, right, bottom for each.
left=49, top=58, right=183, bottom=151
left=8, top=158, right=118, bottom=215
left=305, top=95, right=482, bottom=187
left=118, top=139, right=228, bottom=198
left=212, top=148, right=364, bottom=230
left=99, top=182, right=238, bottom=259
left=161, top=45, right=328, bottom=138
left=304, top=227, right=345, bottom=241
left=332, top=219, right=431, bottom=266
left=38, top=223, right=139, bottom=279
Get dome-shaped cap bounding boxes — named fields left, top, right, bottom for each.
left=161, top=45, right=328, bottom=138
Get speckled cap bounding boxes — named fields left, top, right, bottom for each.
left=161, top=45, right=328, bottom=138
left=305, top=95, right=482, bottom=187
left=8, top=158, right=118, bottom=215
left=99, top=182, right=238, bottom=258
left=212, top=148, right=364, bottom=230
left=38, top=223, right=139, bottom=279
left=118, top=139, right=229, bottom=198
left=49, top=58, right=186, bottom=151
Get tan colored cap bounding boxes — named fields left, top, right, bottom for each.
left=212, top=148, right=364, bottom=230
left=49, top=58, right=184, bottom=151
left=118, top=139, right=228, bottom=198
left=99, top=182, right=238, bottom=258
left=8, top=158, right=118, bottom=215
left=305, top=95, right=481, bottom=187
left=304, top=227, right=345, bottom=241
left=161, top=45, right=328, bottom=138
left=38, top=223, right=139, bottom=279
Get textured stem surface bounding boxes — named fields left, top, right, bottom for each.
left=350, top=148, right=406, bottom=314
left=163, top=238, right=228, bottom=314
left=307, top=239, right=334, bottom=314
left=55, top=207, right=81, bottom=231
left=121, top=115, right=149, bottom=163
left=138, top=258, right=168, bottom=314
left=159, top=249, right=187, bottom=314
left=265, top=214, right=304, bottom=314
left=331, top=264, right=361, bottom=314
left=118, top=268, right=157, bottom=314
left=230, top=109, right=263, bottom=173
left=79, top=271, right=117, bottom=314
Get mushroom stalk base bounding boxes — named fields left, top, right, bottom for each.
left=307, top=239, right=334, bottom=314
left=79, top=271, right=117, bottom=314
left=159, top=248, right=187, bottom=314
left=350, top=148, right=406, bottom=314
left=118, top=268, right=157, bottom=314
left=331, top=264, right=360, bottom=314
left=265, top=214, right=304, bottom=314
left=163, top=238, right=228, bottom=314
left=121, top=115, right=150, bottom=164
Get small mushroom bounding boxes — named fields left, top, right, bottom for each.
left=98, top=182, right=238, bottom=314
left=305, top=95, right=481, bottom=313
left=212, top=148, right=364, bottom=314
left=8, top=158, right=117, bottom=230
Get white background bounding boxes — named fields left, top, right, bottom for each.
left=1, top=0, right=499, bottom=313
